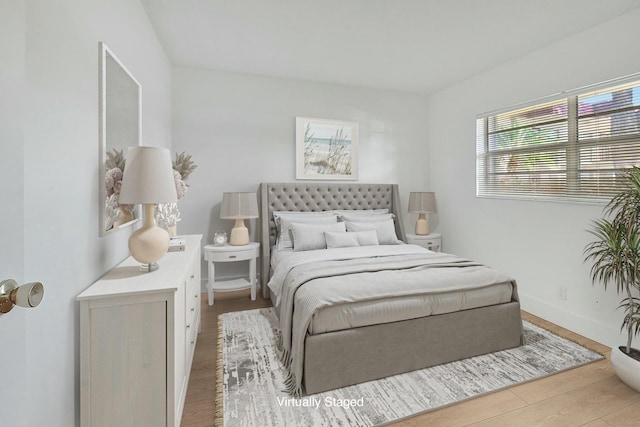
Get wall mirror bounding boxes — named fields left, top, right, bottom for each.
left=99, top=42, right=141, bottom=236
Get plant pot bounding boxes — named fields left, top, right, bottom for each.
left=610, top=346, right=640, bottom=392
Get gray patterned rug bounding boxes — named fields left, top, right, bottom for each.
left=217, top=308, right=603, bottom=427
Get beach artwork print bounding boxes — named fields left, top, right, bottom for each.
left=296, top=117, right=358, bottom=180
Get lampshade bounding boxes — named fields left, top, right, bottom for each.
left=220, top=192, right=259, bottom=219
left=119, top=146, right=178, bottom=204
left=408, top=192, right=437, bottom=214
left=220, top=192, right=259, bottom=246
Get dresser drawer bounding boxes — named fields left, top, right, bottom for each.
left=186, top=291, right=198, bottom=327
left=185, top=253, right=200, bottom=364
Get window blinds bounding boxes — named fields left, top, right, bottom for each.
left=476, top=76, right=640, bottom=202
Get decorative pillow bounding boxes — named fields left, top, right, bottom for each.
left=354, top=230, right=379, bottom=246
left=331, top=209, right=389, bottom=216
left=273, top=211, right=334, bottom=233
left=291, top=222, right=346, bottom=251
left=273, top=210, right=334, bottom=221
left=345, top=219, right=400, bottom=245
left=324, top=231, right=360, bottom=249
left=339, top=213, right=395, bottom=223
left=275, top=213, right=337, bottom=250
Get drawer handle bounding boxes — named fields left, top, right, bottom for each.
left=191, top=340, right=195, bottom=345
left=186, top=324, right=191, bottom=329
left=228, top=255, right=237, bottom=259
left=191, top=308, right=195, bottom=312
left=190, top=274, right=195, bottom=279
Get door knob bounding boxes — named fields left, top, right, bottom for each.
left=0, top=279, right=44, bottom=314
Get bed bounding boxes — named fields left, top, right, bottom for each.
left=259, top=182, right=523, bottom=396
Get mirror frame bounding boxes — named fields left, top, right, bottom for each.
left=99, top=42, right=142, bottom=236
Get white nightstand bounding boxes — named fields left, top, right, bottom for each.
left=406, top=233, right=442, bottom=252
left=203, top=242, right=260, bottom=305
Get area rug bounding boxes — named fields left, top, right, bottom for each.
left=216, top=308, right=603, bottom=427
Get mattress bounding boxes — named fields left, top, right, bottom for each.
left=269, top=245, right=515, bottom=335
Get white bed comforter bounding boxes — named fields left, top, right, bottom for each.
left=268, top=245, right=432, bottom=310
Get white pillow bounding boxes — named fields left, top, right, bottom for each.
left=354, top=230, right=379, bottom=246
left=345, top=219, right=400, bottom=245
left=339, top=213, right=395, bottom=223
left=331, top=209, right=389, bottom=216
left=291, top=222, right=346, bottom=251
left=273, top=210, right=334, bottom=221
left=324, top=231, right=360, bottom=248
left=275, top=214, right=337, bottom=250
left=273, top=211, right=334, bottom=233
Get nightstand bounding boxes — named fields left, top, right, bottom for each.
left=203, top=242, right=260, bottom=305
left=406, top=233, right=442, bottom=252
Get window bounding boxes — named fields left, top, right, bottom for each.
left=476, top=77, right=640, bottom=202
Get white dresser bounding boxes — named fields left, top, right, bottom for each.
left=78, top=234, right=202, bottom=427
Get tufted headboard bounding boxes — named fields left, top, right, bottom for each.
left=259, top=182, right=406, bottom=298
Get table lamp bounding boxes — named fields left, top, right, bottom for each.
left=408, top=192, right=437, bottom=235
left=220, top=192, right=259, bottom=246
left=119, top=146, right=178, bottom=272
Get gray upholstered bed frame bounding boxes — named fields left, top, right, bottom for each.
left=259, top=182, right=523, bottom=395
left=260, top=182, right=406, bottom=294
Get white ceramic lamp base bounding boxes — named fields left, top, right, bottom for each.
left=229, top=218, right=249, bottom=246
left=128, top=204, right=170, bottom=272
left=415, top=213, right=430, bottom=235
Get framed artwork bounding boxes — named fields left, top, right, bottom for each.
left=296, top=117, right=358, bottom=180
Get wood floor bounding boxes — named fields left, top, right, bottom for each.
left=181, top=289, right=640, bottom=427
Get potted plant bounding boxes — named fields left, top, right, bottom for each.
left=585, top=167, right=640, bottom=392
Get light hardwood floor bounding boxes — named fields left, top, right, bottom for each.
left=181, top=290, right=640, bottom=427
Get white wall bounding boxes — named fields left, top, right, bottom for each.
left=18, top=0, right=171, bottom=425
left=428, top=9, right=640, bottom=348
left=172, top=67, right=430, bottom=281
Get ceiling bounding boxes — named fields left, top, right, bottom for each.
left=140, top=0, right=640, bottom=96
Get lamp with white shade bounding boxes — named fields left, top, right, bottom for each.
left=408, top=192, right=437, bottom=235
left=119, top=146, right=178, bottom=272
left=220, top=192, right=259, bottom=246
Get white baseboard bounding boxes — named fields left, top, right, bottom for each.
left=519, top=291, right=618, bottom=349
